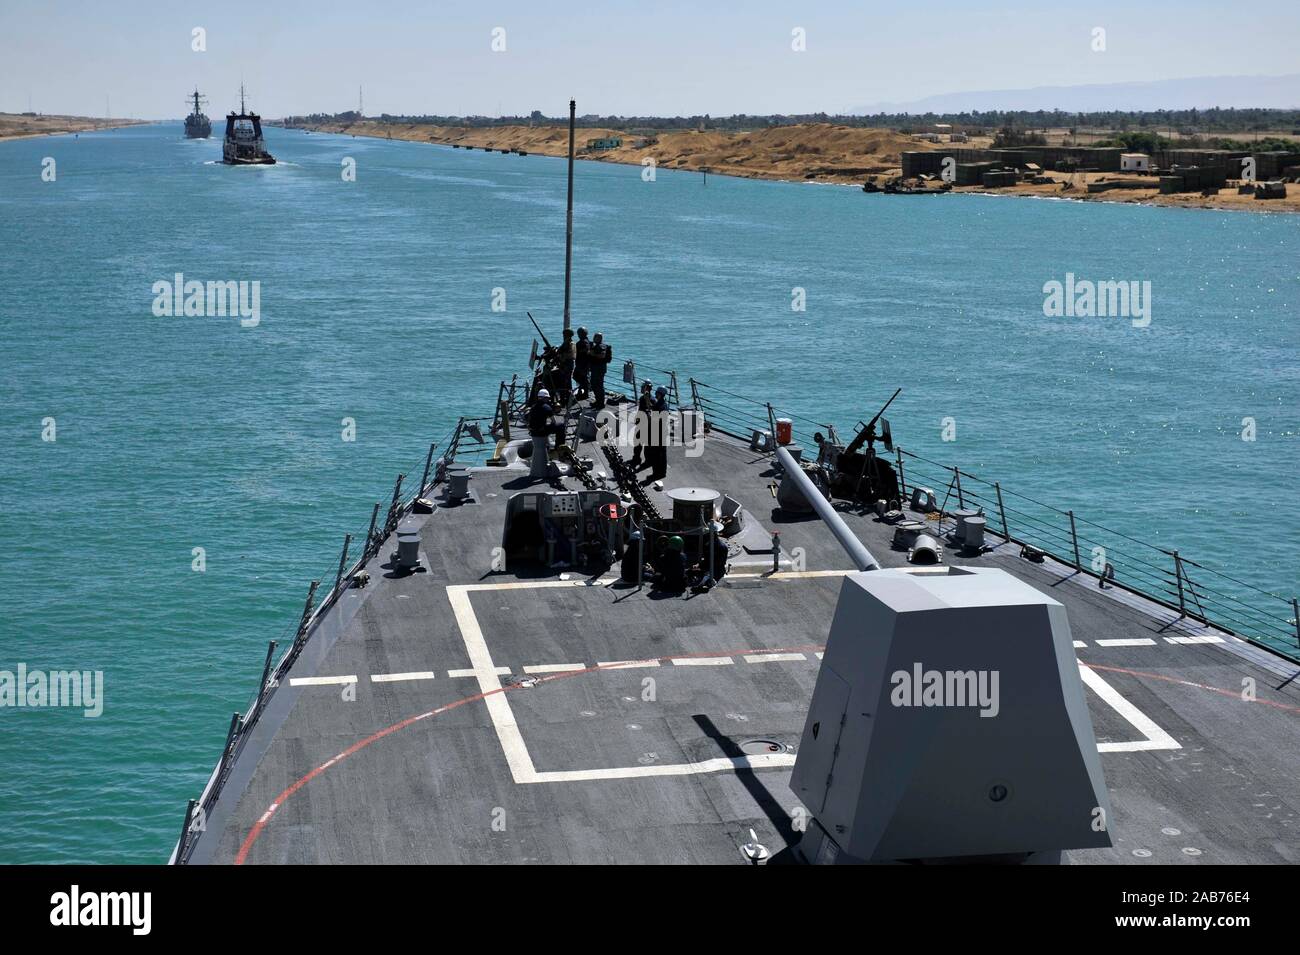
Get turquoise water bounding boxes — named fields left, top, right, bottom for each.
left=1, top=123, right=1296, bottom=863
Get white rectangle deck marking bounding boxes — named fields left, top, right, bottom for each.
left=1078, top=664, right=1180, bottom=753
left=1164, top=635, right=1225, bottom=645
left=1096, top=638, right=1157, bottom=647
left=814, top=652, right=824, bottom=659
left=1073, top=641, right=1088, bottom=648
left=370, top=671, right=436, bottom=683
left=597, top=660, right=660, bottom=669
left=447, top=666, right=511, bottom=678
left=671, top=656, right=734, bottom=666
left=523, top=663, right=587, bottom=674
left=743, top=653, right=807, bottom=663
left=452, top=578, right=1184, bottom=779
left=289, top=675, right=357, bottom=686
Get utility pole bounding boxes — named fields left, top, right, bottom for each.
left=562, top=98, right=575, bottom=333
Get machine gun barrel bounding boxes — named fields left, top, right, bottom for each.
left=526, top=311, right=554, bottom=351
left=775, top=446, right=879, bottom=572
left=864, top=387, right=901, bottom=432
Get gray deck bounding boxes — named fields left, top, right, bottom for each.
left=188, top=420, right=1300, bottom=865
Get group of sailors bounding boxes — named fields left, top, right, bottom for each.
left=527, top=327, right=671, bottom=485
left=542, top=326, right=613, bottom=409
left=523, top=326, right=724, bottom=593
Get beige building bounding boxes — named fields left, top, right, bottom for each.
left=1121, top=153, right=1151, bottom=173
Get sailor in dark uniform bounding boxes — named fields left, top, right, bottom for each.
left=573, top=326, right=591, bottom=400
left=528, top=388, right=558, bottom=478
left=621, top=529, right=647, bottom=584
left=652, top=536, right=689, bottom=593
left=630, top=379, right=653, bottom=471
left=644, top=386, right=671, bottom=483
left=588, top=331, right=612, bottom=409
left=556, top=329, right=576, bottom=405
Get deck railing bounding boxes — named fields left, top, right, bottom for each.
left=172, top=358, right=1298, bottom=862
left=171, top=414, right=497, bottom=863
left=890, top=448, right=1298, bottom=657
left=674, top=371, right=1298, bottom=662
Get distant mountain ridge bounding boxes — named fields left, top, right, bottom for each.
left=851, top=75, right=1300, bottom=114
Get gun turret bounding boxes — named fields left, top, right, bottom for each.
left=816, top=388, right=903, bottom=506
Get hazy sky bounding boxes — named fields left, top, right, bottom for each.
left=2, top=0, right=1297, bottom=119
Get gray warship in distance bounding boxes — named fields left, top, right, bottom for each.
left=183, top=88, right=212, bottom=139
left=173, top=102, right=1300, bottom=866
left=221, top=86, right=275, bottom=165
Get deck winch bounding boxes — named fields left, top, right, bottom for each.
left=635, top=485, right=730, bottom=575
left=395, top=519, right=422, bottom=571
left=445, top=463, right=473, bottom=502
left=667, top=486, right=721, bottom=528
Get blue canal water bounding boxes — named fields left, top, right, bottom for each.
left=1, top=123, right=1296, bottom=863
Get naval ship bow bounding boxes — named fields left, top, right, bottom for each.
left=172, top=102, right=1300, bottom=866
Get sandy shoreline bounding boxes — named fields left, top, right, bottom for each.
left=0, top=114, right=148, bottom=142
left=283, top=119, right=1299, bottom=214
left=282, top=119, right=919, bottom=185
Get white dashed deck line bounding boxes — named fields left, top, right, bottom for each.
left=1096, top=638, right=1158, bottom=647
left=597, top=660, right=660, bottom=669
left=370, top=671, right=436, bottom=683
left=1079, top=664, right=1181, bottom=753
left=447, top=666, right=512, bottom=678
left=289, top=675, right=357, bottom=686
left=318, top=654, right=821, bottom=691
left=1164, top=635, right=1225, bottom=645
left=1073, top=641, right=1088, bottom=648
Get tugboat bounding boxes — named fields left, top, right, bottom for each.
left=183, top=88, right=212, bottom=139
left=222, top=86, right=276, bottom=165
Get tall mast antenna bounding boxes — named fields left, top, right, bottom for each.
left=562, top=98, right=576, bottom=333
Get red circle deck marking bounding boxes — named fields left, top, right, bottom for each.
left=233, top=642, right=826, bottom=864
left=1082, top=662, right=1300, bottom=715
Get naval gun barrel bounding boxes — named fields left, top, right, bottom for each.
left=775, top=445, right=879, bottom=572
